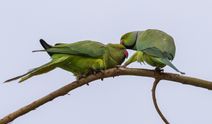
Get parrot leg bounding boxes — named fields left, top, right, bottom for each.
left=88, top=69, right=105, bottom=83
left=94, top=70, right=104, bottom=81
left=87, top=68, right=96, bottom=75
left=123, top=51, right=144, bottom=67
left=155, top=67, right=164, bottom=72
left=88, top=68, right=104, bottom=75
left=76, top=74, right=90, bottom=86
left=76, top=74, right=87, bottom=80
left=90, top=68, right=104, bottom=81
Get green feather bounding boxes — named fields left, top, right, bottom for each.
left=5, top=40, right=127, bottom=83
left=124, top=51, right=144, bottom=66
left=157, top=58, right=185, bottom=74
left=136, top=29, right=176, bottom=59
left=121, top=29, right=184, bottom=74
left=47, top=40, right=105, bottom=57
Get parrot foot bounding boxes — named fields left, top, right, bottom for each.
left=87, top=68, right=95, bottom=75
left=155, top=67, right=164, bottom=72
left=88, top=68, right=104, bottom=81
left=95, top=70, right=104, bottom=81
left=77, top=75, right=89, bottom=86
left=76, top=74, right=87, bottom=80
left=96, top=70, right=104, bottom=74
left=100, top=78, right=104, bottom=81
left=88, top=68, right=104, bottom=75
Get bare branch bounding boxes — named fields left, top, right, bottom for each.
left=1, top=67, right=212, bottom=124
left=152, top=78, right=169, bottom=124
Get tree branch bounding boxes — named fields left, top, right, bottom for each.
left=152, top=78, right=169, bottom=124
left=1, top=67, right=212, bottom=124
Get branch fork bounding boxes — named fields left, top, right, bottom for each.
left=1, top=67, right=212, bottom=124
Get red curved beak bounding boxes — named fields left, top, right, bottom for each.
left=124, top=50, right=128, bottom=58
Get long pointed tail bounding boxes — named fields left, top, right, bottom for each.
left=4, top=61, right=56, bottom=83
left=4, top=73, right=29, bottom=83
left=159, top=58, right=185, bottom=74
left=4, top=55, right=70, bottom=83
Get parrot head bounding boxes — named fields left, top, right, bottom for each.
left=120, top=31, right=138, bottom=50
left=107, top=44, right=128, bottom=64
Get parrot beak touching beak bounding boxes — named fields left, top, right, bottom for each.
left=124, top=50, right=128, bottom=58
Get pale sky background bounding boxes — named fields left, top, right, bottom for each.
left=1, top=0, right=212, bottom=124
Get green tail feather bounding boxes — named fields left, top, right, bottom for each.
left=4, top=73, right=29, bottom=83
left=4, top=61, right=56, bottom=83
left=159, top=58, right=185, bottom=74
left=142, top=48, right=184, bottom=74
left=4, top=55, right=70, bottom=83
left=19, top=62, right=56, bottom=82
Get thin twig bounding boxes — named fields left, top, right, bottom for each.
left=1, top=67, right=212, bottom=124
left=152, top=78, right=169, bottom=124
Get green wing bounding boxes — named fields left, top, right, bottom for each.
left=142, top=47, right=164, bottom=58
left=136, top=29, right=175, bottom=60
left=46, top=40, right=105, bottom=58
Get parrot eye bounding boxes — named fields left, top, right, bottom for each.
left=124, top=50, right=128, bottom=58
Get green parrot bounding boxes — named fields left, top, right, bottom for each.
left=120, top=29, right=184, bottom=74
left=4, top=39, right=128, bottom=83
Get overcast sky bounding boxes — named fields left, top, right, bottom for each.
left=1, top=0, right=212, bottom=124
